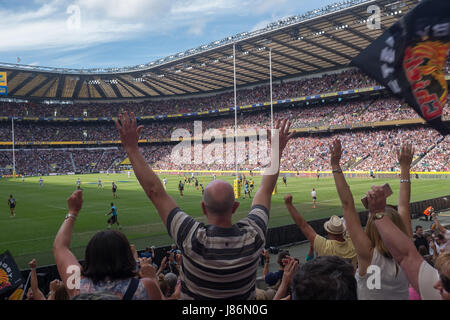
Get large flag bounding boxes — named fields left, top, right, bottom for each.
left=0, top=251, right=24, bottom=300
left=351, top=0, right=450, bottom=135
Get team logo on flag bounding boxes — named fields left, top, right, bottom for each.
left=0, top=251, right=24, bottom=300
left=351, top=0, right=450, bottom=135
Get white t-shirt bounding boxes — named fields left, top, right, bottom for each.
left=418, top=260, right=441, bottom=300
left=311, top=191, right=317, bottom=198
left=163, top=179, right=167, bottom=185
left=356, top=249, right=409, bottom=300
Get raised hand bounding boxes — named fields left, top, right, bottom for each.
left=397, top=143, right=414, bottom=168
left=67, top=190, right=83, bottom=216
left=140, top=263, right=157, bottom=279
left=366, top=185, right=387, bottom=214
left=330, top=139, right=342, bottom=167
left=271, top=119, right=295, bottom=156
left=49, top=279, right=61, bottom=292
left=284, top=194, right=293, bottom=206
left=28, top=259, right=37, bottom=269
left=114, top=111, right=144, bottom=152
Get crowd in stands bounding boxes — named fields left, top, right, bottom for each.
left=0, top=97, right=439, bottom=142
left=0, top=149, right=122, bottom=175
left=22, top=114, right=450, bottom=301
left=0, top=69, right=382, bottom=118
left=0, top=125, right=447, bottom=175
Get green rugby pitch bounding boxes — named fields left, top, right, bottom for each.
left=0, top=173, right=448, bottom=268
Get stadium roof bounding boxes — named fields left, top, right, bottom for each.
left=0, top=0, right=419, bottom=101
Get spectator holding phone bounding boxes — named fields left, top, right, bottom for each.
left=371, top=186, right=450, bottom=300
left=330, top=139, right=412, bottom=299
left=262, top=250, right=291, bottom=289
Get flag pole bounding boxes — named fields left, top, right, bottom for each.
left=21, top=272, right=31, bottom=300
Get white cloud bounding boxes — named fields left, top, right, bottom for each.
left=0, top=0, right=327, bottom=62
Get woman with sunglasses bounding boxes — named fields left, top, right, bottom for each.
left=368, top=185, right=450, bottom=300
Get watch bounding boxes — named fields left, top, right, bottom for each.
left=65, top=213, right=77, bottom=221
left=374, top=212, right=385, bottom=220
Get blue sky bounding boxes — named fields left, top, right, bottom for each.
left=0, top=0, right=340, bottom=69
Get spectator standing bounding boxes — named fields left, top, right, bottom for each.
left=53, top=190, right=163, bottom=300
left=284, top=194, right=357, bottom=268
left=115, top=112, right=293, bottom=299
left=330, top=139, right=413, bottom=300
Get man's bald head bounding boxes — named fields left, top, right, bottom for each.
left=202, top=180, right=235, bottom=216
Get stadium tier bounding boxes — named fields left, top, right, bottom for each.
left=0, top=68, right=449, bottom=175
left=1, top=0, right=450, bottom=304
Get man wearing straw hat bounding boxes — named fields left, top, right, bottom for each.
left=285, top=194, right=357, bottom=269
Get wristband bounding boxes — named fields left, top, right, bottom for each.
left=332, top=168, right=342, bottom=174
left=65, top=213, right=77, bottom=221
left=400, top=179, right=410, bottom=183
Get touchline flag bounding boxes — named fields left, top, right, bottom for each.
left=0, top=251, right=24, bottom=300
left=351, top=0, right=450, bottom=136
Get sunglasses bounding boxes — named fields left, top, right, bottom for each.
left=440, top=274, right=450, bottom=293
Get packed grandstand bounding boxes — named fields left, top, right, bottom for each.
left=0, top=66, right=448, bottom=176
left=1, top=0, right=450, bottom=305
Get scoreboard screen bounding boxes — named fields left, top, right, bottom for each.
left=0, top=72, right=6, bottom=96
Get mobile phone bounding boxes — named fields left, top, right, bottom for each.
left=361, top=183, right=393, bottom=209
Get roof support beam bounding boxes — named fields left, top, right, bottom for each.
left=119, top=76, right=162, bottom=96
left=164, top=72, right=218, bottom=91
left=265, top=38, right=339, bottom=69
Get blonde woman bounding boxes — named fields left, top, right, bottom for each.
left=370, top=186, right=450, bottom=300
left=330, top=139, right=414, bottom=300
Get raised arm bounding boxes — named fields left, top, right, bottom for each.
left=273, top=257, right=298, bottom=300
left=370, top=187, right=424, bottom=293
left=432, top=212, right=449, bottom=235
left=115, top=112, right=177, bottom=227
left=252, top=119, right=294, bottom=211
left=53, top=190, right=83, bottom=298
left=28, top=259, right=46, bottom=300
left=330, top=139, right=373, bottom=268
left=284, top=194, right=317, bottom=244
left=397, top=143, right=414, bottom=238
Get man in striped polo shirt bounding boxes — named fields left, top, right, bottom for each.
left=115, top=112, right=294, bottom=299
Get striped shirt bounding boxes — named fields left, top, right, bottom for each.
left=166, top=205, right=269, bottom=300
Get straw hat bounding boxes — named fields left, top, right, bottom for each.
left=324, top=215, right=346, bottom=235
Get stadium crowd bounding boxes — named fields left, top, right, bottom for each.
left=0, top=125, right=447, bottom=176
left=0, top=97, right=436, bottom=142
left=22, top=114, right=450, bottom=301
left=0, top=68, right=381, bottom=118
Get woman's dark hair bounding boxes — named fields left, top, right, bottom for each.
left=82, top=230, right=136, bottom=284
left=54, top=283, right=70, bottom=300
left=291, top=256, right=357, bottom=300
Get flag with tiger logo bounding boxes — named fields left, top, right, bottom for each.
left=351, top=0, right=450, bottom=135
left=0, top=251, right=24, bottom=300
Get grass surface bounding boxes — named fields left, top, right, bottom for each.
left=0, top=173, right=448, bottom=268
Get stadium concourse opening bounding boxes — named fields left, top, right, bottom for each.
left=0, top=0, right=449, bottom=303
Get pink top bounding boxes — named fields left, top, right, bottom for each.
left=409, top=286, right=421, bottom=300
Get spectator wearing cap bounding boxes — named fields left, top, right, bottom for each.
left=284, top=194, right=357, bottom=268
